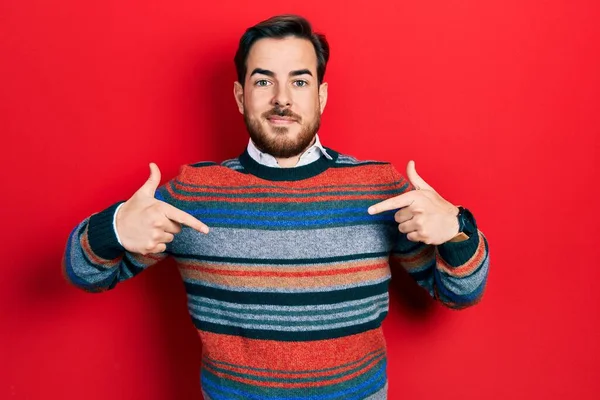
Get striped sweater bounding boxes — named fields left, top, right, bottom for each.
left=63, top=147, right=490, bottom=399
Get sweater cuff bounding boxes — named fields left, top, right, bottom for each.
left=88, top=201, right=126, bottom=259
left=437, top=230, right=480, bottom=268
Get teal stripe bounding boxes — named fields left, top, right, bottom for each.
left=203, top=351, right=385, bottom=384
left=169, top=185, right=401, bottom=199
left=191, top=255, right=390, bottom=268
left=189, top=297, right=388, bottom=318
left=185, top=209, right=383, bottom=221
left=156, top=192, right=401, bottom=212
left=192, top=306, right=387, bottom=329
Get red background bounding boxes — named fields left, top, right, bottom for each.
left=1, top=1, right=599, bottom=399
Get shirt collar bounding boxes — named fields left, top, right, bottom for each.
left=246, top=133, right=332, bottom=168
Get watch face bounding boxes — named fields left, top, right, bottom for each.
left=461, top=208, right=477, bottom=236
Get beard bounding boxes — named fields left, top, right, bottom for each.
left=244, top=105, right=321, bottom=159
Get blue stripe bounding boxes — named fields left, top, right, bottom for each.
left=201, top=362, right=386, bottom=400
left=64, top=227, right=89, bottom=288
left=187, top=207, right=391, bottom=218
left=434, top=257, right=488, bottom=305
left=345, top=375, right=386, bottom=400
left=64, top=225, right=118, bottom=290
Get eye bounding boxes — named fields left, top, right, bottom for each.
left=293, top=80, right=308, bottom=87
left=255, top=79, right=271, bottom=87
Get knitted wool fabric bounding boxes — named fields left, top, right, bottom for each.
left=63, top=148, right=489, bottom=400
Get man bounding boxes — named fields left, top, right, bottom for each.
left=63, top=14, right=489, bottom=400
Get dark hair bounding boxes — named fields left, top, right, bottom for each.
left=234, top=14, right=330, bottom=87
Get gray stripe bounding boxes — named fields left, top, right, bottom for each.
left=221, top=158, right=240, bottom=166
left=336, top=155, right=383, bottom=166
left=188, top=299, right=389, bottom=322
left=68, top=224, right=117, bottom=284
left=337, top=155, right=358, bottom=163
left=365, top=381, right=388, bottom=400
left=188, top=292, right=389, bottom=312
left=120, top=264, right=134, bottom=279
left=174, top=224, right=398, bottom=259
left=221, top=161, right=242, bottom=168
left=202, top=382, right=388, bottom=400
left=195, top=308, right=387, bottom=331
left=183, top=275, right=390, bottom=293
left=440, top=255, right=489, bottom=296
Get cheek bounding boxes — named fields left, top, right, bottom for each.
left=297, top=90, right=320, bottom=111
left=246, top=90, right=272, bottom=114
left=298, top=99, right=320, bottom=119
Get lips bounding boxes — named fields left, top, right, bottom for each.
left=267, top=116, right=296, bottom=123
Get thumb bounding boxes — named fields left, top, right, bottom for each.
left=406, top=160, right=434, bottom=191
left=139, top=162, right=161, bottom=196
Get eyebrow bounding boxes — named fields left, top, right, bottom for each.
left=250, top=68, right=313, bottom=78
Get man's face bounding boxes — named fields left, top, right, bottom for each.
left=234, top=36, right=328, bottom=159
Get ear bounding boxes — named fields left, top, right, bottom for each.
left=233, top=81, right=244, bottom=114
left=318, top=82, right=328, bottom=114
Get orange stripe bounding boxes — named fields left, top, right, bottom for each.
left=180, top=267, right=390, bottom=288
left=130, top=252, right=165, bottom=264
left=180, top=262, right=389, bottom=278
left=436, top=232, right=487, bottom=277
left=177, top=164, right=398, bottom=187
left=198, top=328, right=387, bottom=372
left=173, top=181, right=397, bottom=195
left=177, top=257, right=388, bottom=273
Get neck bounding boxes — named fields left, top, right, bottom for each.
left=275, top=155, right=302, bottom=168
left=274, top=137, right=317, bottom=168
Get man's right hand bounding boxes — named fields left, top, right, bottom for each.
left=115, top=162, right=209, bottom=255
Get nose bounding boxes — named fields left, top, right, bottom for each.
left=271, top=84, right=292, bottom=108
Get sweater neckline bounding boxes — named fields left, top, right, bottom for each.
left=237, top=147, right=339, bottom=181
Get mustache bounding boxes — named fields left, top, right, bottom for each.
left=262, top=107, right=301, bottom=121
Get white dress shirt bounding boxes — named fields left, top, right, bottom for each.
left=246, top=133, right=332, bottom=167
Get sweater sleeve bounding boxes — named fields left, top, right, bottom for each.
left=62, top=201, right=168, bottom=293
left=387, top=164, right=490, bottom=310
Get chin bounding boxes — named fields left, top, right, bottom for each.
left=266, top=123, right=299, bottom=137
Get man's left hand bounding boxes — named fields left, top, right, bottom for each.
left=368, top=160, right=460, bottom=245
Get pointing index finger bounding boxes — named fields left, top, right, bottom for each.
left=163, top=204, right=210, bottom=234
left=368, top=191, right=417, bottom=215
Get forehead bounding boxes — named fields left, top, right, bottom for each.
left=246, top=36, right=317, bottom=76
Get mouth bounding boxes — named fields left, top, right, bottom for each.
left=267, top=116, right=297, bottom=125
